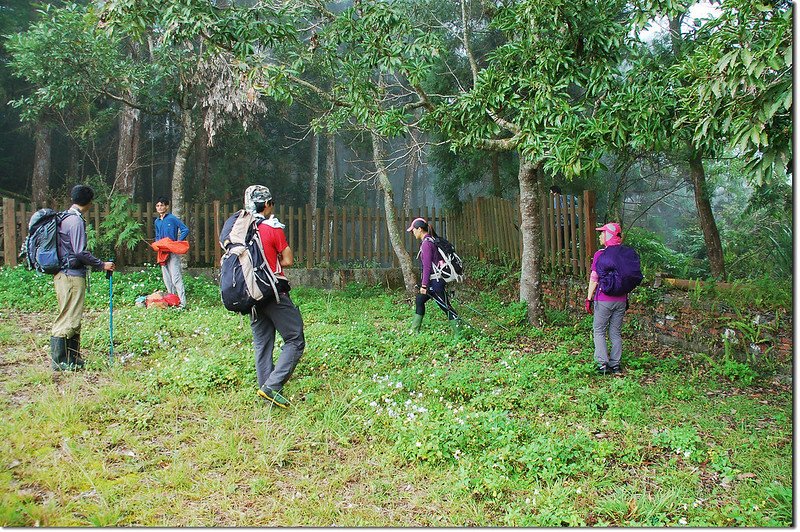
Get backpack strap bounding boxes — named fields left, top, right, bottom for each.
left=55, top=210, right=80, bottom=270
left=416, top=234, right=435, bottom=260
left=248, top=216, right=281, bottom=304
left=430, top=241, right=450, bottom=282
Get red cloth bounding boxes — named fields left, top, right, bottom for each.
left=256, top=223, right=288, bottom=277
left=150, top=238, right=190, bottom=265
left=145, top=291, right=181, bottom=308
left=145, top=292, right=167, bottom=308
left=162, top=293, right=181, bottom=307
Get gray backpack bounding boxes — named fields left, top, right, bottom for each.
left=218, top=210, right=279, bottom=314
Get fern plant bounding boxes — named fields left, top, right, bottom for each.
left=99, top=194, right=145, bottom=259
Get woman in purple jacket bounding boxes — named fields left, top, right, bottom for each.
left=407, top=218, right=463, bottom=337
left=585, top=222, right=628, bottom=375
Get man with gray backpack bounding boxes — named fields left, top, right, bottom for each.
left=26, top=185, right=115, bottom=371
left=219, top=185, right=304, bottom=408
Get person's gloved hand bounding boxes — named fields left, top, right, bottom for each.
left=585, top=299, right=593, bottom=314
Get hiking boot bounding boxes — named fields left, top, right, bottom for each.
left=410, top=314, right=423, bottom=333
left=258, top=386, right=290, bottom=408
left=610, top=365, right=623, bottom=375
left=50, top=336, right=68, bottom=371
left=65, top=335, right=85, bottom=370
left=596, top=364, right=610, bottom=375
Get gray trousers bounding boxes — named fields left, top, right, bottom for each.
left=161, top=253, right=186, bottom=306
left=593, top=300, right=626, bottom=368
left=250, top=293, right=305, bottom=392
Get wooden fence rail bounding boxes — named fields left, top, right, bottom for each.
left=0, top=191, right=596, bottom=276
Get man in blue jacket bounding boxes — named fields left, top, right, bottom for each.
left=154, top=196, right=189, bottom=307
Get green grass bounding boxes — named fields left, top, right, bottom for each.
left=0, top=265, right=792, bottom=526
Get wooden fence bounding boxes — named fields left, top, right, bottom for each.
left=447, top=191, right=597, bottom=277
left=1, top=191, right=596, bottom=276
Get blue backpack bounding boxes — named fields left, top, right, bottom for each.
left=595, top=245, right=643, bottom=296
left=19, top=209, right=73, bottom=274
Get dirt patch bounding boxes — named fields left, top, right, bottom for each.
left=0, top=311, right=112, bottom=408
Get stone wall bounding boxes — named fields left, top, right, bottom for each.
left=183, top=267, right=407, bottom=290
left=540, top=277, right=792, bottom=373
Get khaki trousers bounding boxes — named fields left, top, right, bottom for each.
left=52, top=273, right=86, bottom=338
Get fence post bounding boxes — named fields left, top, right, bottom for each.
left=2, top=198, right=17, bottom=267
left=305, top=204, right=313, bottom=268
left=213, top=201, right=221, bottom=268
left=475, top=197, right=486, bottom=260
left=583, top=190, right=597, bottom=273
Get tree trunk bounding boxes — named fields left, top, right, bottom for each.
left=68, top=143, right=82, bottom=184
left=668, top=14, right=684, bottom=56
left=403, top=126, right=421, bottom=211
left=31, top=123, right=51, bottom=207
left=310, top=132, right=319, bottom=261
left=371, top=131, right=416, bottom=294
left=517, top=156, right=545, bottom=325
left=195, top=113, right=210, bottom=201
left=325, top=134, right=335, bottom=206
left=689, top=152, right=726, bottom=278
left=325, top=133, right=335, bottom=259
left=171, top=106, right=196, bottom=222
left=418, top=156, right=427, bottom=207
left=491, top=152, right=501, bottom=197
left=669, top=11, right=724, bottom=278
left=114, top=102, right=141, bottom=197
left=309, top=133, right=319, bottom=210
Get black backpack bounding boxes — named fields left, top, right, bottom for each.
left=19, top=209, right=72, bottom=274
left=218, top=210, right=280, bottom=314
left=430, top=236, right=464, bottom=283
left=595, top=244, right=643, bottom=296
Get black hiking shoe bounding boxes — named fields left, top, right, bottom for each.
left=596, top=364, right=610, bottom=375
left=65, top=335, right=85, bottom=370
left=50, top=336, right=68, bottom=371
left=258, top=386, right=290, bottom=409
left=610, top=365, right=623, bottom=375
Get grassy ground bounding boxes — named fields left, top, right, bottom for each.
left=0, top=267, right=792, bottom=526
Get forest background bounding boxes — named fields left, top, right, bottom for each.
left=0, top=0, right=792, bottom=322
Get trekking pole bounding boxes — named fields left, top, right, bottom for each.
left=425, top=290, right=480, bottom=333
left=449, top=292, right=512, bottom=332
left=106, top=266, right=114, bottom=365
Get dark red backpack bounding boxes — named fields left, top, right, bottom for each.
left=595, top=245, right=643, bottom=296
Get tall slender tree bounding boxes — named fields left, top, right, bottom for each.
left=432, top=0, right=634, bottom=324
left=669, top=9, right=725, bottom=278
left=30, top=122, right=51, bottom=206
